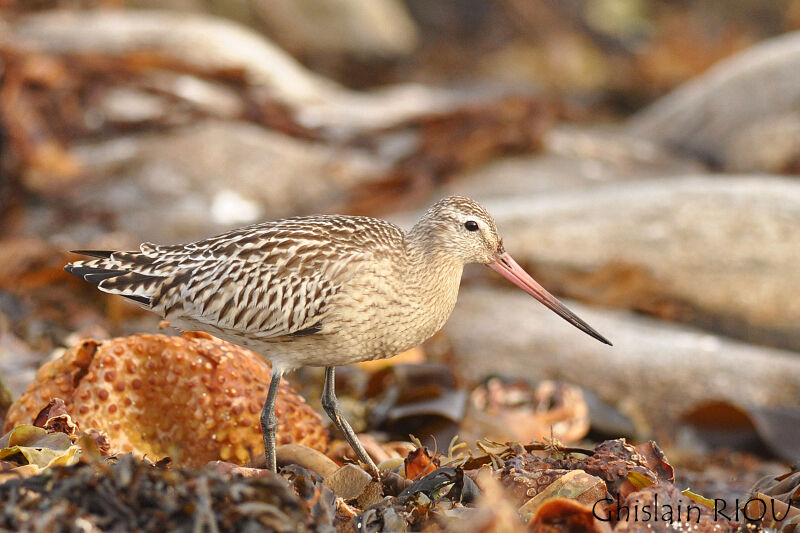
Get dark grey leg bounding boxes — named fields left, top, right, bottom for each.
left=321, top=366, right=379, bottom=477
left=260, top=368, right=283, bottom=472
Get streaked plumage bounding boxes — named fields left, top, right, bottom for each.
left=66, top=196, right=611, bottom=475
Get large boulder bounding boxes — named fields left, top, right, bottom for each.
left=627, top=31, right=800, bottom=169
left=444, top=286, right=800, bottom=421
left=10, top=9, right=336, bottom=105
left=58, top=120, right=387, bottom=243
left=9, top=9, right=471, bottom=131
left=475, top=176, right=800, bottom=351
left=438, top=126, right=703, bottom=200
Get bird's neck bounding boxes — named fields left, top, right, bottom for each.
left=405, top=222, right=462, bottom=276
left=402, top=227, right=464, bottom=338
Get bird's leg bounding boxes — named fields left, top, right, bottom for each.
left=260, top=367, right=283, bottom=472
left=321, top=366, right=379, bottom=477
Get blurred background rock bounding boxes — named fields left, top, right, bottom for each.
left=1, top=0, right=799, bottom=469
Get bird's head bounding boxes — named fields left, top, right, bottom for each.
left=415, top=195, right=502, bottom=265
left=413, top=195, right=612, bottom=346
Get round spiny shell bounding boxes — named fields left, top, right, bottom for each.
left=4, top=332, right=328, bottom=467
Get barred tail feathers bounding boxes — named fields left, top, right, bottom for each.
left=65, top=251, right=164, bottom=306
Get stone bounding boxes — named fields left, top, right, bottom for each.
left=444, top=286, right=800, bottom=423
left=627, top=31, right=800, bottom=167
left=9, top=10, right=475, bottom=132
left=63, top=120, right=387, bottom=243
left=477, top=175, right=800, bottom=351
left=323, top=464, right=372, bottom=500
left=11, top=9, right=337, bottom=106
left=724, top=112, right=800, bottom=174
left=249, top=0, right=419, bottom=57
left=438, top=126, right=703, bottom=201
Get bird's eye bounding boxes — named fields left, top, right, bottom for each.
left=464, top=220, right=479, bottom=231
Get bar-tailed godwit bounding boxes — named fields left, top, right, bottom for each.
left=66, top=196, right=611, bottom=475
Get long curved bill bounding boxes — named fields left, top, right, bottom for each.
left=488, top=251, right=612, bottom=346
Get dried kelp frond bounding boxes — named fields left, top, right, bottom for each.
left=0, top=455, right=320, bottom=533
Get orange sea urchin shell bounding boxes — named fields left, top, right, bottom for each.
left=4, top=332, right=328, bottom=467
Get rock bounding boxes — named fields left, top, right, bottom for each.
left=477, top=175, right=800, bottom=351
left=97, top=74, right=247, bottom=124
left=11, top=9, right=337, bottom=106
left=438, top=126, right=703, bottom=201
left=724, top=112, right=800, bottom=174
left=323, top=464, right=372, bottom=500
left=9, top=10, right=476, bottom=132
left=62, top=120, right=387, bottom=243
left=444, top=286, right=800, bottom=422
left=275, top=444, right=340, bottom=477
left=627, top=31, right=800, bottom=166
left=299, top=83, right=495, bottom=133
left=249, top=0, right=419, bottom=57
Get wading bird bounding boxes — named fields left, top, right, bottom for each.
left=66, top=196, right=611, bottom=476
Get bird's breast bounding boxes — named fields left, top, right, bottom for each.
left=324, top=259, right=463, bottom=361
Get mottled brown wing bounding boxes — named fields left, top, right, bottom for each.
left=159, top=216, right=404, bottom=338
left=66, top=215, right=405, bottom=340
left=166, top=253, right=349, bottom=338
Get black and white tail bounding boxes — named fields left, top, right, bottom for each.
left=65, top=250, right=167, bottom=307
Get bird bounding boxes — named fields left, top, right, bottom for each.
left=65, top=195, right=611, bottom=476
